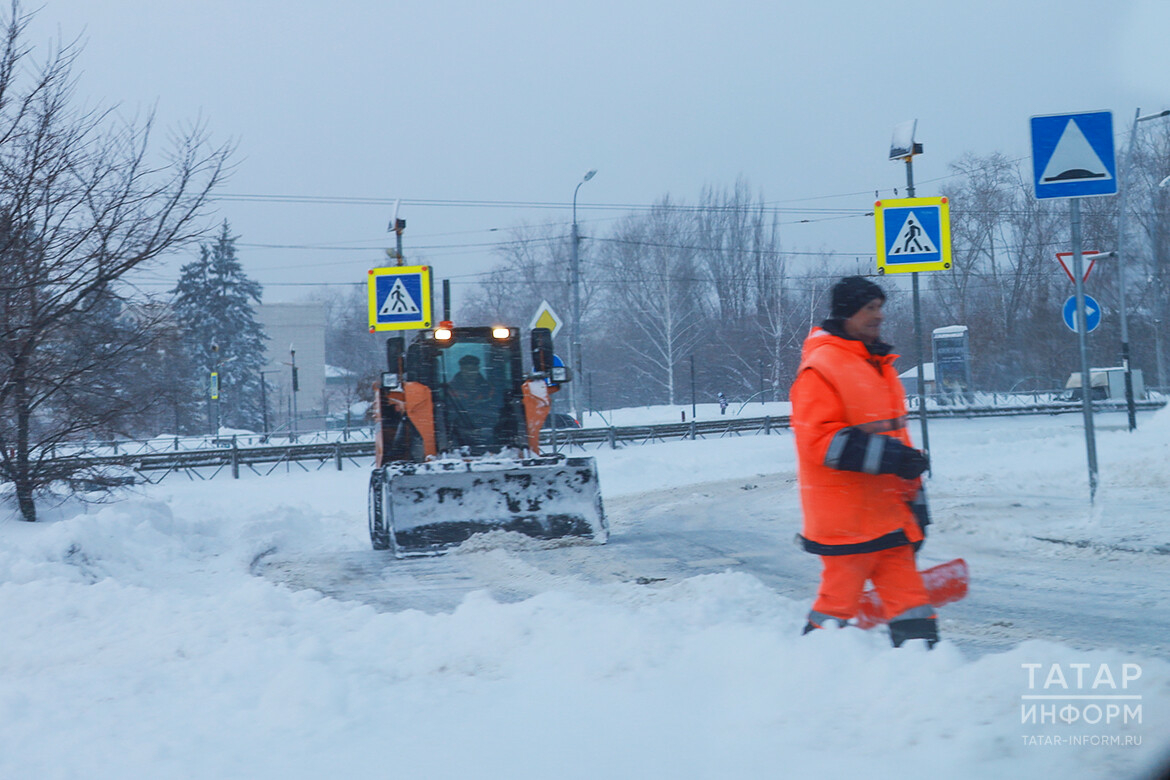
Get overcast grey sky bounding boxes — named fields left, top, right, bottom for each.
left=27, top=0, right=1170, bottom=310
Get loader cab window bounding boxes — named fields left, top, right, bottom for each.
left=438, top=340, right=514, bottom=451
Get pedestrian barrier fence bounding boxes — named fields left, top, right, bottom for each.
left=32, top=396, right=1168, bottom=484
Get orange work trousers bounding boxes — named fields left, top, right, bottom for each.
left=811, top=545, right=930, bottom=623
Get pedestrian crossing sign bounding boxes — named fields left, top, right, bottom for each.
left=874, top=196, right=952, bottom=274
left=367, top=265, right=432, bottom=332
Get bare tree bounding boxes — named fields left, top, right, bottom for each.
left=596, top=198, right=704, bottom=404
left=693, top=181, right=801, bottom=398
left=0, top=3, right=231, bottom=521
left=459, top=222, right=572, bottom=327
left=1125, top=122, right=1170, bottom=388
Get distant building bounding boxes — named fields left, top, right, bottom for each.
left=897, top=363, right=936, bottom=397
left=325, top=364, right=370, bottom=425
left=256, top=303, right=326, bottom=430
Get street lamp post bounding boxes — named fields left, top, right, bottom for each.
left=1116, top=108, right=1170, bottom=431
left=289, top=346, right=299, bottom=440
left=259, top=369, right=279, bottom=439
left=570, top=169, right=597, bottom=423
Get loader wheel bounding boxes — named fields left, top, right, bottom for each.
left=368, top=471, right=391, bottom=551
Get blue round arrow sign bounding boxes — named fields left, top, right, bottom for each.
left=1062, top=294, right=1101, bottom=333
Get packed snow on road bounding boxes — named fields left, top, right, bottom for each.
left=1, top=406, right=1168, bottom=779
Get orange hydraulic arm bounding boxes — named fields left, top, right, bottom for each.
left=521, top=379, right=558, bottom=454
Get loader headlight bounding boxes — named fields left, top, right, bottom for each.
left=434, top=327, right=453, bottom=341
left=381, top=372, right=402, bottom=390
left=492, top=327, right=512, bottom=340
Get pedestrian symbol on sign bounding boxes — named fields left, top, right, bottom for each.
left=890, top=212, right=938, bottom=256
left=379, top=278, right=420, bottom=316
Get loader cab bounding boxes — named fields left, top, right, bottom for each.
left=405, top=326, right=525, bottom=455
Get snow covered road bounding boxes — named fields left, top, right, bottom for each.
left=261, top=459, right=1170, bottom=659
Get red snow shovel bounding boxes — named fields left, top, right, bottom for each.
left=854, top=558, right=968, bottom=630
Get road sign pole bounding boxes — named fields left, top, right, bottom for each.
left=1070, top=199, right=1099, bottom=501
left=904, top=158, right=931, bottom=467
left=1032, top=109, right=1117, bottom=503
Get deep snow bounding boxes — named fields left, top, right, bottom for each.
left=2, top=407, right=1169, bottom=779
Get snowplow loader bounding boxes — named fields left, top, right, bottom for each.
left=368, top=325, right=607, bottom=557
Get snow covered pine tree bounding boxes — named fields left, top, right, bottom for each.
left=171, top=222, right=268, bottom=433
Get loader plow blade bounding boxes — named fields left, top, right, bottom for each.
left=377, top=456, right=607, bottom=557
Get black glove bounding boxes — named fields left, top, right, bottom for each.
left=826, top=428, right=929, bottom=479
left=879, top=439, right=929, bottom=479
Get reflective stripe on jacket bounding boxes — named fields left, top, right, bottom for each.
left=790, top=326, right=923, bottom=552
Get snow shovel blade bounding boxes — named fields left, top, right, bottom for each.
left=384, top=456, right=608, bottom=558
left=854, top=558, right=969, bottom=630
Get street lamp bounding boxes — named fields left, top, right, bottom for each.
left=1116, top=108, right=1170, bottom=430
left=1157, top=176, right=1170, bottom=391
left=289, top=346, right=299, bottom=440
left=209, top=341, right=220, bottom=436
left=570, top=169, right=597, bottom=422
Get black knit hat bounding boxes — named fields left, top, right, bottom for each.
left=830, top=276, right=886, bottom=319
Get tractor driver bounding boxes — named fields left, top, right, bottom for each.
left=446, top=353, right=496, bottom=444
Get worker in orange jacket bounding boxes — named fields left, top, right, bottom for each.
left=790, top=276, right=937, bottom=648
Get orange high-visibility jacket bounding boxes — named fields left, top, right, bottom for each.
left=790, top=326, right=923, bottom=553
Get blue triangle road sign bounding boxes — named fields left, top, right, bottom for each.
left=1031, top=111, right=1117, bottom=199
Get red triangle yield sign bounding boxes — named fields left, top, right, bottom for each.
left=1056, top=251, right=1100, bottom=284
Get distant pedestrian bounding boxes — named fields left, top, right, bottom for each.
left=790, top=276, right=937, bottom=648
left=717, top=392, right=728, bottom=415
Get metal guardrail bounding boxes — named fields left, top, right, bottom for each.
left=56, top=438, right=378, bottom=484
left=39, top=397, right=1168, bottom=483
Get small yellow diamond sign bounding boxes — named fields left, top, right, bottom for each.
left=528, top=300, right=563, bottom=338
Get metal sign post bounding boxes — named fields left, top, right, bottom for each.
left=1069, top=200, right=1099, bottom=500
left=886, top=120, right=945, bottom=470
left=1030, top=110, right=1118, bottom=503
left=906, top=169, right=930, bottom=466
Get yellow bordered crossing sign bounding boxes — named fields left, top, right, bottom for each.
left=875, top=196, right=952, bottom=274
left=367, top=265, right=432, bottom=332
